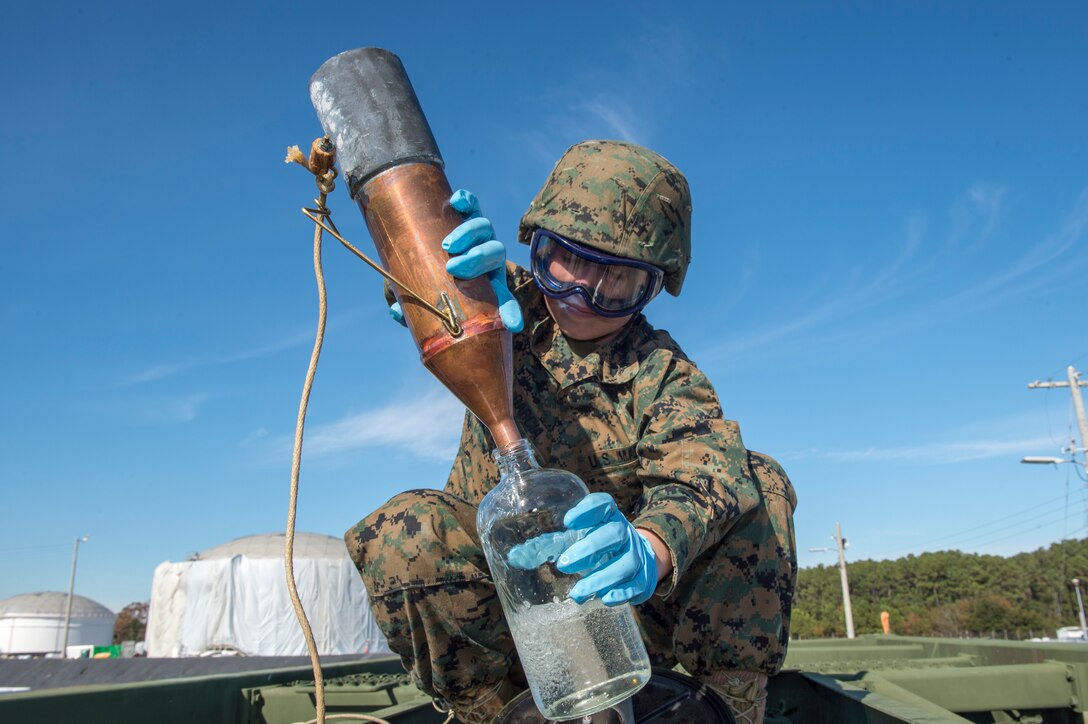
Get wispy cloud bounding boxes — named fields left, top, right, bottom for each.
left=121, top=329, right=315, bottom=385
left=946, top=187, right=1088, bottom=305
left=823, top=435, right=1053, bottom=464
left=509, top=22, right=700, bottom=166
left=701, top=185, right=1087, bottom=364
left=120, top=310, right=371, bottom=386
left=516, top=92, right=651, bottom=169
left=703, top=226, right=921, bottom=358
left=123, top=392, right=208, bottom=424
left=173, top=394, right=206, bottom=422
left=579, top=96, right=644, bottom=142
left=239, top=427, right=268, bottom=448
left=298, top=389, right=466, bottom=461
left=945, top=183, right=1006, bottom=254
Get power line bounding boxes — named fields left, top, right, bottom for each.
left=1044, top=385, right=1061, bottom=449
left=814, top=365, right=1088, bottom=567
left=956, top=507, right=1086, bottom=554
left=877, top=491, right=1087, bottom=561
left=1065, top=459, right=1074, bottom=541
left=882, top=491, right=1085, bottom=559
left=930, top=491, right=1076, bottom=543
left=960, top=523, right=1088, bottom=557
left=1065, top=351, right=1088, bottom=372
left=6, top=544, right=71, bottom=551
left=945, top=505, right=1082, bottom=553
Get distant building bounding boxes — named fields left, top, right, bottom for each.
left=0, top=592, right=116, bottom=656
left=1057, top=626, right=1088, bottom=642
left=146, top=532, right=389, bottom=657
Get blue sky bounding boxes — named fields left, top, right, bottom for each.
left=2, top=2, right=1086, bottom=617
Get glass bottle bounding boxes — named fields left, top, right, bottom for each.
left=477, top=439, right=652, bottom=720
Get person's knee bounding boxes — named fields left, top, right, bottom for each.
left=345, top=489, right=483, bottom=595
left=746, top=450, right=798, bottom=575
left=345, top=490, right=438, bottom=583
left=669, top=508, right=794, bottom=676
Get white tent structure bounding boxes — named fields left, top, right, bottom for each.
left=0, top=592, right=116, bottom=656
left=146, top=532, right=389, bottom=658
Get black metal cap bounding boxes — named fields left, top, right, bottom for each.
left=309, top=48, right=444, bottom=198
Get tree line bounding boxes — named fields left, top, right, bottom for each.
left=791, top=538, right=1088, bottom=639
left=113, top=602, right=148, bottom=644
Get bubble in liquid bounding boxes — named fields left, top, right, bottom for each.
left=508, top=599, right=649, bottom=720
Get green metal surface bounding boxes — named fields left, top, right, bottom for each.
left=780, top=635, right=1088, bottom=723
left=0, top=658, right=407, bottom=724
left=775, top=672, right=975, bottom=723
left=856, top=663, right=1078, bottom=713
left=3, top=637, right=1088, bottom=723
left=246, top=670, right=434, bottom=724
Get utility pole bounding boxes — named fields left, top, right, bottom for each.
left=1028, top=365, right=1088, bottom=476
left=810, top=525, right=857, bottom=639
left=61, top=536, right=90, bottom=657
left=1072, top=579, right=1088, bottom=640
left=836, top=522, right=856, bottom=639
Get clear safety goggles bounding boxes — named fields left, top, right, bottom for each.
left=530, top=229, right=665, bottom=317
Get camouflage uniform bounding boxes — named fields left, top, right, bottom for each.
left=346, top=141, right=797, bottom=723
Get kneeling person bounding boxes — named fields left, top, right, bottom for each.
left=346, top=140, right=797, bottom=724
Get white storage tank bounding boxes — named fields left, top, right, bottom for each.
left=0, top=592, right=116, bottom=656
left=145, top=532, right=389, bottom=657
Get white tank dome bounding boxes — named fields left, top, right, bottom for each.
left=0, top=592, right=116, bottom=656
left=0, top=592, right=114, bottom=618
left=194, top=532, right=348, bottom=560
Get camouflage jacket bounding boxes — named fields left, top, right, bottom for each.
left=445, top=265, right=762, bottom=597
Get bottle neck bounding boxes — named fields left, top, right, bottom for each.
left=493, top=438, right=539, bottom=479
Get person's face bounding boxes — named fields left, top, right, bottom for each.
left=542, top=253, right=636, bottom=342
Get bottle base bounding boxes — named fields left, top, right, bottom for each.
left=539, top=671, right=650, bottom=721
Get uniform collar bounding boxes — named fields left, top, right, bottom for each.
left=529, top=302, right=643, bottom=389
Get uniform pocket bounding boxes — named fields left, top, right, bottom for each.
left=581, top=445, right=641, bottom=513
left=746, top=451, right=798, bottom=572
left=747, top=451, right=797, bottom=512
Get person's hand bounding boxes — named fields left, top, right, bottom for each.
left=442, top=189, right=523, bottom=332
left=508, top=492, right=658, bottom=606
left=389, top=189, right=523, bottom=332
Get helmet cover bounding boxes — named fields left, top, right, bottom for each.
left=518, top=140, right=692, bottom=296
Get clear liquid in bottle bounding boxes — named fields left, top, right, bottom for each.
left=477, top=440, right=651, bottom=720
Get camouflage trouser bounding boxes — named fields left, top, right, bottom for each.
left=344, top=451, right=796, bottom=719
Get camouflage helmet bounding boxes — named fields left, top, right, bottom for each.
left=518, top=140, right=692, bottom=296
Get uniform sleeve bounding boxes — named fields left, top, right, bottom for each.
left=630, top=356, right=762, bottom=598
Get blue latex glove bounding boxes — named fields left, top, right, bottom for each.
left=508, top=492, right=658, bottom=606
left=389, top=300, right=406, bottom=325
left=443, top=189, right=523, bottom=332
left=389, top=189, right=523, bottom=332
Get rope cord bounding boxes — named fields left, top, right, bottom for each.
left=285, top=175, right=332, bottom=724
left=433, top=700, right=457, bottom=724
left=285, top=141, right=393, bottom=724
